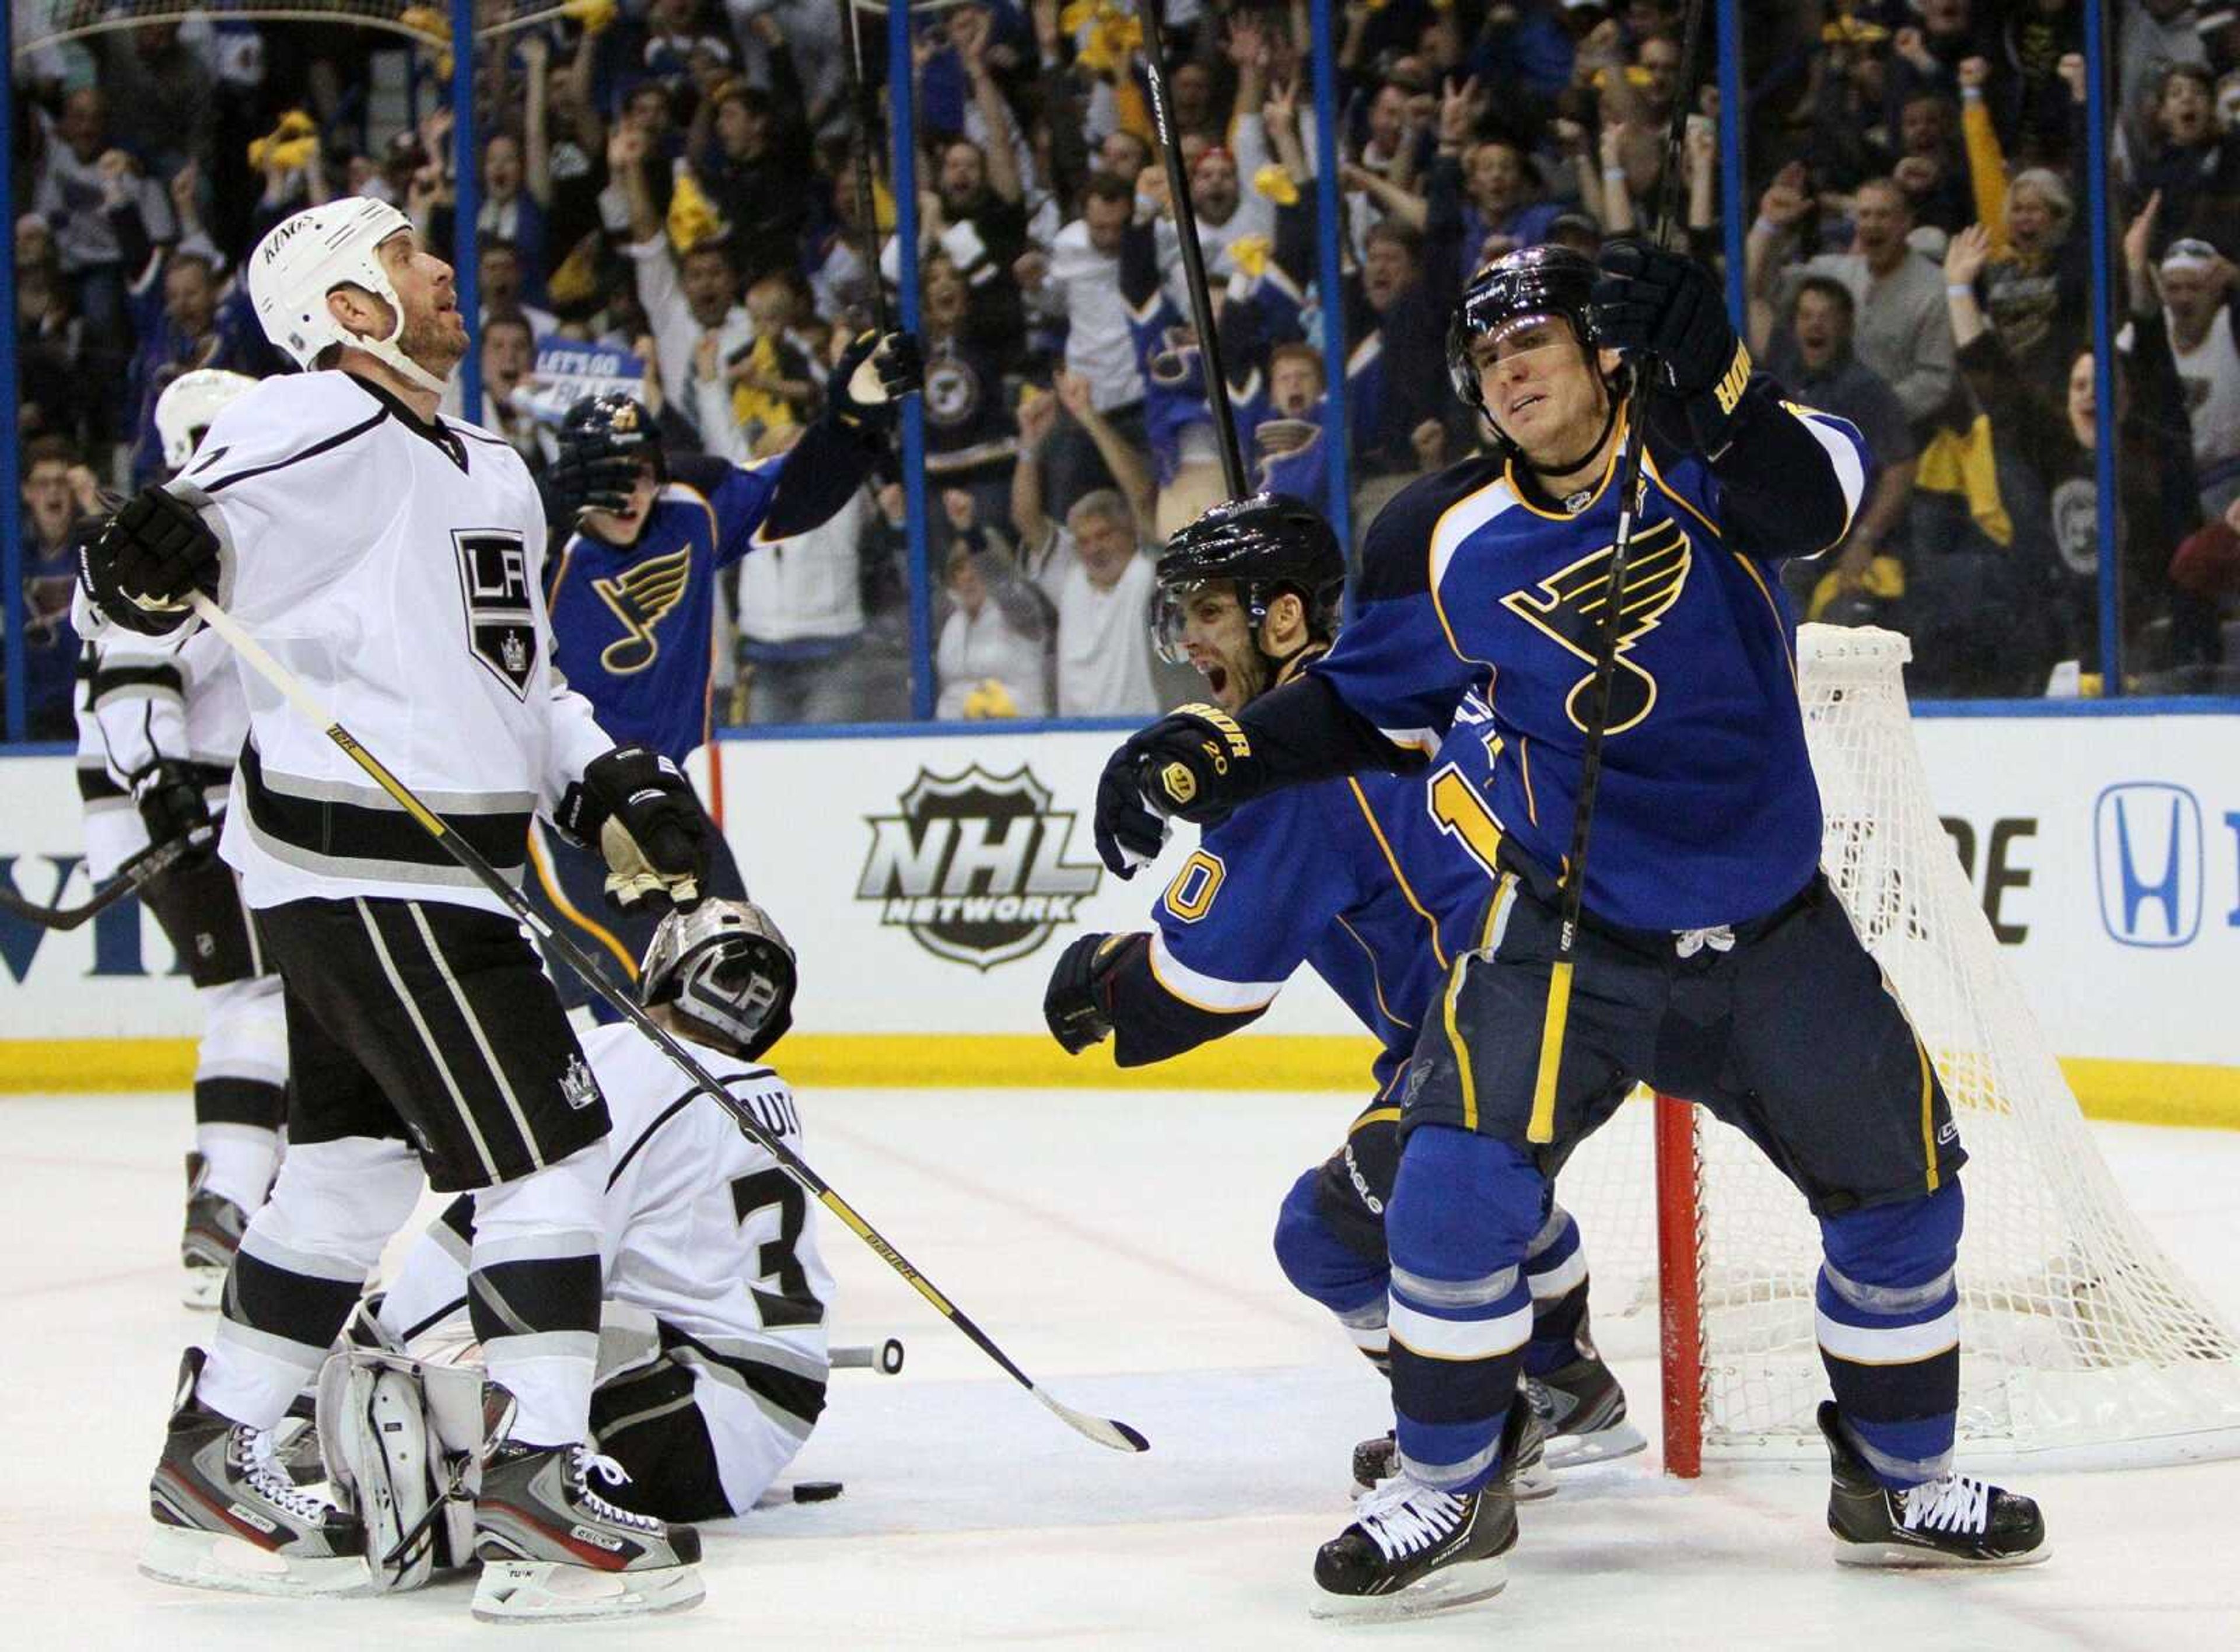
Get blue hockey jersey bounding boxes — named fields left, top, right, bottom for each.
left=1310, top=391, right=1870, bottom=931
left=547, top=453, right=776, bottom=761
left=1139, top=691, right=1507, bottom=1095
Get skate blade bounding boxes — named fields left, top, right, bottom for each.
left=1308, top=1556, right=1508, bottom=1623
left=1546, top=1420, right=1648, bottom=1471
left=138, top=1524, right=371, bottom=1598
left=181, top=1266, right=225, bottom=1312
left=471, top=1558, right=706, bottom=1622
left=1832, top=1538, right=2052, bottom=1570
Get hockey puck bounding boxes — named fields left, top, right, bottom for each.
left=792, top=1480, right=844, bottom=1503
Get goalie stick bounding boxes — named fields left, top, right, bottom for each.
left=1525, top=0, right=1710, bottom=1143
left=186, top=591, right=1147, bottom=1457
left=0, top=831, right=202, bottom=930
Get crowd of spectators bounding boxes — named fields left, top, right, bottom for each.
left=10, top=0, right=2240, bottom=738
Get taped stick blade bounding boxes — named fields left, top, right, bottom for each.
left=1034, top=1386, right=1149, bottom=1453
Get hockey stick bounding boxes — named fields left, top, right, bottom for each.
left=1524, top=0, right=1709, bottom=1144
left=0, top=831, right=200, bottom=930
left=185, top=591, right=1147, bottom=1456
left=1136, top=0, right=1248, bottom=499
left=838, top=0, right=892, bottom=337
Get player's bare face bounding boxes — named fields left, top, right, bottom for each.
left=376, top=232, right=467, bottom=372
left=584, top=459, right=662, bottom=545
left=1476, top=318, right=1608, bottom=468
left=1177, top=584, right=1265, bottom=711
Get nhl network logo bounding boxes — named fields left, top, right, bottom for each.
left=856, top=765, right=1101, bottom=970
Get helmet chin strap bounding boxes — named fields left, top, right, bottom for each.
left=344, top=300, right=453, bottom=396
left=1494, top=363, right=1627, bottom=487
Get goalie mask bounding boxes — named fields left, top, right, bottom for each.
left=640, top=899, right=797, bottom=1060
left=1152, top=494, right=1346, bottom=675
left=155, top=368, right=260, bottom=472
left=248, top=197, right=449, bottom=393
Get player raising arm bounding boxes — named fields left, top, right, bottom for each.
left=75, top=197, right=710, bottom=1620
left=1042, top=496, right=1639, bottom=1490
left=530, top=330, right=921, bottom=996
left=1094, top=244, right=2045, bottom=1618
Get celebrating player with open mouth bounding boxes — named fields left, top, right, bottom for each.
left=75, top=197, right=714, bottom=1622
left=1094, top=240, right=2048, bottom=1618
left=1044, top=494, right=1640, bottom=1492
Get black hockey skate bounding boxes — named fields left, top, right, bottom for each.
left=1312, top=1396, right=1531, bottom=1620
left=1525, top=1343, right=1647, bottom=1469
left=1350, top=1396, right=1553, bottom=1502
left=141, top=1347, right=369, bottom=1596
left=181, top=1151, right=248, bottom=1311
left=1818, top=1403, right=2048, bottom=1567
left=472, top=1440, right=706, bottom=1621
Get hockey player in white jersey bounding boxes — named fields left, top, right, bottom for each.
left=335, top=898, right=830, bottom=1563
left=74, top=368, right=287, bottom=1307
left=75, top=196, right=710, bottom=1620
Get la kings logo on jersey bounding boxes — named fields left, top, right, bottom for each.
left=856, top=765, right=1101, bottom=970
left=454, top=530, right=537, bottom=700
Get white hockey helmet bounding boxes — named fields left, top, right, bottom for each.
left=640, top=899, right=797, bottom=1060
left=155, top=368, right=260, bottom=471
left=247, top=197, right=449, bottom=392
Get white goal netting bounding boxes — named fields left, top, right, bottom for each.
left=1560, top=625, right=2240, bottom=1469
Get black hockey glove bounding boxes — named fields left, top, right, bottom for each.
left=1044, top=930, right=1143, bottom=1054
left=1590, top=239, right=1753, bottom=452
left=79, top=487, right=220, bottom=636
left=131, top=759, right=218, bottom=866
left=828, top=330, right=925, bottom=433
left=1091, top=704, right=1265, bottom=877
left=550, top=430, right=649, bottom=518
left=556, top=746, right=710, bottom=914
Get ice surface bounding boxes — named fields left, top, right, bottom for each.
left=5, top=1085, right=2236, bottom=1650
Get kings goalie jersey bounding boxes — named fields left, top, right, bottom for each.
left=377, top=1021, right=834, bottom=1507
left=547, top=454, right=779, bottom=764
left=78, top=370, right=616, bottom=916
left=1135, top=691, right=1507, bottom=1096
left=1308, top=389, right=1870, bottom=932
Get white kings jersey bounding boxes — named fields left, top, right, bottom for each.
left=76, top=370, right=614, bottom=913
left=377, top=1022, right=834, bottom=1511
left=74, top=625, right=249, bottom=881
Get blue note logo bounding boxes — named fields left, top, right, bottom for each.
left=2093, top=783, right=2202, bottom=948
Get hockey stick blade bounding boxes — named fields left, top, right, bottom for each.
left=186, top=592, right=1149, bottom=1457
left=0, top=832, right=197, bottom=930
left=1034, top=1386, right=1150, bottom=1454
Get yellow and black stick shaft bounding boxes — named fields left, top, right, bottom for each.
left=187, top=592, right=1147, bottom=1454
left=1525, top=0, right=1709, bottom=1144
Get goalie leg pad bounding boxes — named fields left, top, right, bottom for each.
left=316, top=1346, right=502, bottom=1587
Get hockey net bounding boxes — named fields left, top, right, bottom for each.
left=1559, top=625, right=2240, bottom=1473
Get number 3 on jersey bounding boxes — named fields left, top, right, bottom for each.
left=730, top=1169, right=824, bottom=1329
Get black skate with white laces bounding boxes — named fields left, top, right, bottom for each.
left=180, top=1151, right=248, bottom=1310
left=471, top=1438, right=706, bottom=1621
left=1312, top=1395, right=1532, bottom=1620
left=141, top=1347, right=369, bottom=1596
left=1350, top=1392, right=1554, bottom=1502
left=1818, top=1403, right=2048, bottom=1567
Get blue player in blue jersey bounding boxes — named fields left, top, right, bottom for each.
left=533, top=329, right=921, bottom=1000
left=1040, top=495, right=1641, bottom=1492
left=1092, top=246, right=2046, bottom=1615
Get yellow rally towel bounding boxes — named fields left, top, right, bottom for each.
left=667, top=168, right=725, bottom=254
left=1807, top=554, right=1906, bottom=621
left=963, top=679, right=1020, bottom=720
left=1251, top=164, right=1298, bottom=208
left=1913, top=411, right=2014, bottom=548
left=1227, top=232, right=1274, bottom=277
left=399, top=6, right=453, bottom=75
left=563, top=0, right=618, bottom=36
left=247, top=110, right=320, bottom=174
left=730, top=335, right=800, bottom=436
